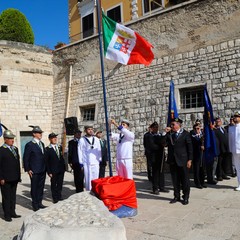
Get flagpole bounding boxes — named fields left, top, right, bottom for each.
left=96, top=0, right=113, bottom=177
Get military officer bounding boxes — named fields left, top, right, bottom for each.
left=0, top=130, right=21, bottom=222
left=23, top=126, right=46, bottom=211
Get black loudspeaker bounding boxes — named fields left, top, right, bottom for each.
left=64, top=117, right=78, bottom=135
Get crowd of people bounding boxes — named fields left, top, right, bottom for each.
left=0, top=118, right=135, bottom=222
left=143, top=111, right=240, bottom=205
left=0, top=111, right=239, bottom=221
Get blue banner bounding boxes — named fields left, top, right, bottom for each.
left=203, top=84, right=217, bottom=163
left=167, top=80, right=178, bottom=125
left=0, top=123, right=2, bottom=137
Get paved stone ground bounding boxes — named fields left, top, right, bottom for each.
left=1, top=171, right=240, bottom=240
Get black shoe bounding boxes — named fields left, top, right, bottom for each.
left=170, top=197, right=180, bottom=204
left=182, top=199, right=189, bottom=205
left=33, top=207, right=39, bottom=212
left=153, top=189, right=160, bottom=195
left=53, top=200, right=58, bottom=204
left=217, top=177, right=223, bottom=181
left=201, top=184, right=207, bottom=188
left=4, top=217, right=12, bottom=222
left=207, top=180, right=217, bottom=185
left=11, top=214, right=21, bottom=218
left=39, top=204, right=47, bottom=209
left=159, top=188, right=170, bottom=193
left=222, top=176, right=230, bottom=180
left=195, top=185, right=203, bottom=189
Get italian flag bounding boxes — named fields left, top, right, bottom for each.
left=102, top=12, right=154, bottom=66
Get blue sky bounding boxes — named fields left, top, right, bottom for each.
left=0, top=0, right=69, bottom=49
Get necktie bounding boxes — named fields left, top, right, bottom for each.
left=55, top=146, right=60, bottom=158
left=39, top=142, right=44, bottom=154
left=10, top=147, right=18, bottom=159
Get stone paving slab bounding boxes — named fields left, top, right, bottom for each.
left=0, top=171, right=240, bottom=240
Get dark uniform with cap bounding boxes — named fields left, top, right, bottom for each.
left=164, top=118, right=193, bottom=205
left=23, top=126, right=46, bottom=211
left=68, top=129, right=84, bottom=193
left=0, top=130, right=21, bottom=222
left=45, top=133, right=65, bottom=203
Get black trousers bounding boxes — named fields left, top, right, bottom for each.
left=1, top=181, right=18, bottom=218
left=72, top=163, right=84, bottom=193
left=193, top=159, right=205, bottom=186
left=152, top=159, right=165, bottom=191
left=50, top=172, right=64, bottom=202
left=30, top=172, right=46, bottom=208
left=216, top=153, right=228, bottom=178
left=145, top=154, right=153, bottom=182
left=170, top=164, right=190, bottom=200
left=99, top=162, right=107, bottom=178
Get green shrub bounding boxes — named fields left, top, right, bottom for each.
left=0, top=8, right=34, bottom=44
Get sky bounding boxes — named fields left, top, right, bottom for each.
left=0, top=0, right=69, bottom=50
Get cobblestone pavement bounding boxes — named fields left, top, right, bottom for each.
left=1, top=171, right=240, bottom=240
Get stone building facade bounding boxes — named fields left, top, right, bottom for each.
left=0, top=41, right=53, bottom=161
left=53, top=0, right=240, bottom=170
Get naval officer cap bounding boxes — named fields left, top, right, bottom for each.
left=150, top=121, right=158, bottom=128
left=74, top=129, right=82, bottom=134
left=3, top=130, right=16, bottom=139
left=121, top=119, right=130, bottom=126
left=170, top=117, right=183, bottom=124
left=29, top=125, right=43, bottom=133
left=48, top=132, right=58, bottom=139
left=233, top=111, right=240, bottom=117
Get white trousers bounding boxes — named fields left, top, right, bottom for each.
left=116, top=159, right=133, bottom=179
left=232, top=153, right=240, bottom=185
left=84, top=164, right=99, bottom=191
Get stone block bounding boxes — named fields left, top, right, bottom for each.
left=17, top=192, right=126, bottom=240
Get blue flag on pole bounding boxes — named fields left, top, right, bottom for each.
left=203, top=84, right=217, bottom=163
left=167, top=80, right=178, bottom=125
left=0, top=123, right=2, bottom=137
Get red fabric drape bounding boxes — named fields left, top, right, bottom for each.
left=91, top=176, right=137, bottom=211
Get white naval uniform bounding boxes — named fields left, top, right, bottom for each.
left=111, top=127, right=135, bottom=179
left=78, top=136, right=102, bottom=191
left=229, top=123, right=240, bottom=185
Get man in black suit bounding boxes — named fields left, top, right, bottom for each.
left=68, top=129, right=84, bottom=193
left=45, top=133, right=65, bottom=203
left=95, top=130, right=108, bottom=178
left=214, top=117, right=230, bottom=181
left=0, top=130, right=21, bottom=222
left=23, top=125, right=46, bottom=211
left=164, top=118, right=193, bottom=205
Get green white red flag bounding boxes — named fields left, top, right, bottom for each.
left=102, top=12, right=154, bottom=66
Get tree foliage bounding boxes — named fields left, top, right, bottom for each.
left=0, top=8, right=34, bottom=44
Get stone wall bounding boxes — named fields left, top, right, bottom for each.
left=52, top=0, right=240, bottom=170
left=0, top=41, right=53, bottom=159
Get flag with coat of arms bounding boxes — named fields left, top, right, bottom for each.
left=102, top=12, right=154, bottom=66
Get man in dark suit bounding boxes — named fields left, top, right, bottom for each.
left=23, top=125, right=46, bottom=211
left=0, top=130, right=21, bottom=222
left=214, top=117, right=230, bottom=181
left=68, top=129, right=84, bottom=193
left=45, top=133, right=65, bottom=203
left=95, top=130, right=108, bottom=178
left=164, top=118, right=193, bottom=205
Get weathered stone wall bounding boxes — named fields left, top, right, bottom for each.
left=0, top=41, right=53, bottom=158
left=52, top=0, right=240, bottom=170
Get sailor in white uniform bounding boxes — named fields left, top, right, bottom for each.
left=228, top=111, right=240, bottom=191
left=78, top=126, right=102, bottom=191
left=110, top=119, right=135, bottom=179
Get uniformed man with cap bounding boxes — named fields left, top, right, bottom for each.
left=164, top=118, right=193, bottom=205
left=228, top=111, right=240, bottom=190
left=0, top=130, right=21, bottom=222
left=23, top=125, right=46, bottom=211
left=68, top=129, right=84, bottom=193
left=110, top=119, right=135, bottom=179
left=45, top=133, right=65, bottom=203
left=95, top=129, right=108, bottom=178
left=78, top=125, right=102, bottom=191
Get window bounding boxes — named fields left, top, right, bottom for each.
left=143, top=0, right=162, bottom=14
left=180, top=86, right=204, bottom=109
left=80, top=105, right=96, bottom=121
left=107, top=5, right=122, bottom=23
left=82, top=13, right=94, bottom=38
left=1, top=85, right=8, bottom=93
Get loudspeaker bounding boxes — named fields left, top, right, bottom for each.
left=64, top=117, right=78, bottom=135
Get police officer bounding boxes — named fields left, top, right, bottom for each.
left=0, top=130, right=21, bottom=222
left=23, top=126, right=46, bottom=211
